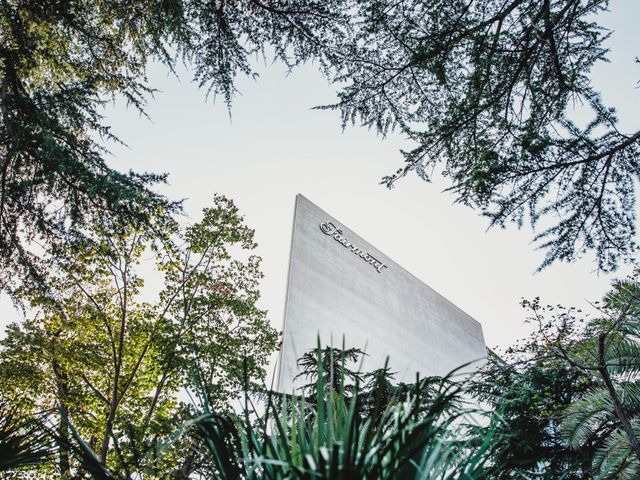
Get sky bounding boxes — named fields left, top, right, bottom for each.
left=1, top=3, right=639, bottom=364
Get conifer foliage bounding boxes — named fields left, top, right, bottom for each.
left=1, top=1, right=637, bottom=288
left=325, top=0, right=639, bottom=271
left=0, top=0, right=350, bottom=293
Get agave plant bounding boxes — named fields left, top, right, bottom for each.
left=181, top=347, right=501, bottom=479
left=54, top=346, right=502, bottom=479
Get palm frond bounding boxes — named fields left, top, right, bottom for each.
left=562, top=386, right=615, bottom=448
left=593, top=429, right=639, bottom=480
left=605, top=339, right=640, bottom=377
left=0, top=404, right=54, bottom=472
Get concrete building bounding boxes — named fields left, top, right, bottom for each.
left=276, top=195, right=486, bottom=393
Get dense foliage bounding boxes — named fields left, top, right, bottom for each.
left=324, top=0, right=639, bottom=271
left=473, top=276, right=640, bottom=478
left=5, top=274, right=640, bottom=478
left=0, top=0, right=351, bottom=293
left=1, top=1, right=640, bottom=478
left=1, top=0, right=637, bottom=290
left=475, top=352, right=598, bottom=478
left=0, top=195, right=278, bottom=477
left=9, top=349, right=500, bottom=479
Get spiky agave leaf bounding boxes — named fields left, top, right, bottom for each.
left=184, top=351, right=499, bottom=479
left=57, top=408, right=119, bottom=480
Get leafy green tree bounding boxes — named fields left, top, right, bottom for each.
left=325, top=0, right=639, bottom=271
left=0, top=0, right=350, bottom=293
left=0, top=195, right=278, bottom=478
left=474, top=353, right=598, bottom=478
left=550, top=280, right=640, bottom=478
left=479, top=276, right=640, bottom=478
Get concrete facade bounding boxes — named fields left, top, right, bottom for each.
left=276, top=195, right=486, bottom=393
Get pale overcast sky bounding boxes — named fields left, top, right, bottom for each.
left=1, top=3, right=639, bottom=362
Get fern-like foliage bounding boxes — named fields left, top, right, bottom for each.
left=560, top=278, right=640, bottom=478
left=563, top=386, right=616, bottom=449
left=592, top=425, right=640, bottom=480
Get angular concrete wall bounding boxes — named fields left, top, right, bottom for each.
left=276, top=195, right=486, bottom=393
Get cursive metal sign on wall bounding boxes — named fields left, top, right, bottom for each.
left=319, top=221, right=388, bottom=273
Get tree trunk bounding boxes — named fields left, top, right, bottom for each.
left=58, top=407, right=71, bottom=478
left=52, top=359, right=71, bottom=477
left=598, top=333, right=640, bottom=463
left=99, top=408, right=116, bottom=463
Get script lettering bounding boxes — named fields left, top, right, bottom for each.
left=320, top=221, right=339, bottom=235
left=319, top=221, right=389, bottom=274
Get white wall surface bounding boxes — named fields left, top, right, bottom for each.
left=278, top=195, right=486, bottom=393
